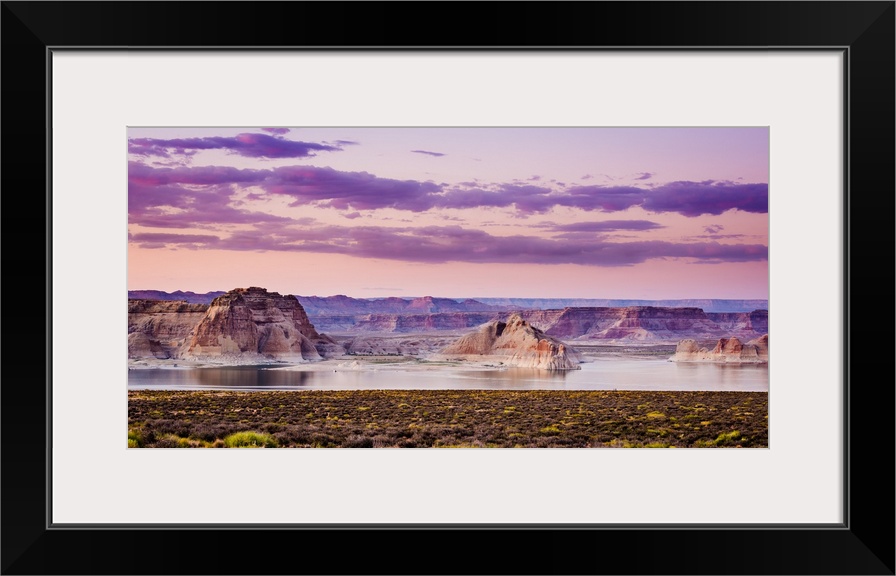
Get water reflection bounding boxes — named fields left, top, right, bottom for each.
left=128, top=359, right=768, bottom=392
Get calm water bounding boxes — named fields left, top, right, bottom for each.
left=128, top=358, right=768, bottom=392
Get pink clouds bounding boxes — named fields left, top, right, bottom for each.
left=128, top=161, right=768, bottom=218
left=129, top=222, right=767, bottom=267
left=127, top=127, right=769, bottom=298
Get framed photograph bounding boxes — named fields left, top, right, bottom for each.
left=3, top=1, right=892, bottom=574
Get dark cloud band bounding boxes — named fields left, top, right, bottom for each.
left=129, top=162, right=769, bottom=226
left=130, top=223, right=767, bottom=267
left=128, top=133, right=340, bottom=159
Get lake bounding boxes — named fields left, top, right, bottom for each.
left=128, top=357, right=769, bottom=392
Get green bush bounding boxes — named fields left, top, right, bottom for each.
left=713, top=430, right=741, bottom=446
left=223, top=431, right=278, bottom=448
left=127, top=429, right=143, bottom=448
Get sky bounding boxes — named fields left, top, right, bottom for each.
left=127, top=127, right=769, bottom=299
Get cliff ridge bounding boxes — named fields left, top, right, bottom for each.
left=439, top=314, right=582, bottom=370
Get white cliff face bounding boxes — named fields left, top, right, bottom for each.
left=440, top=314, right=582, bottom=370
left=181, top=287, right=326, bottom=362
left=671, top=334, right=768, bottom=363
left=128, top=300, right=209, bottom=359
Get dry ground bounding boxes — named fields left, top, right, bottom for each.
left=128, top=389, right=767, bottom=448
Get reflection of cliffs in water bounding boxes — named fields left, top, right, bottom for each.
left=128, top=367, right=315, bottom=389
left=127, top=359, right=769, bottom=392
left=194, top=367, right=314, bottom=388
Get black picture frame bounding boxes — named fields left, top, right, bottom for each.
left=2, top=2, right=893, bottom=574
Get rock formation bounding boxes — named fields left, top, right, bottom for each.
left=350, top=312, right=499, bottom=333
left=128, top=300, right=208, bottom=359
left=671, top=334, right=769, bottom=363
left=472, top=297, right=768, bottom=313
left=180, top=287, right=335, bottom=362
left=297, top=294, right=508, bottom=315
left=534, top=306, right=732, bottom=343
left=344, top=335, right=459, bottom=356
left=706, top=310, right=769, bottom=334
left=307, top=307, right=768, bottom=343
left=128, top=290, right=225, bottom=305
left=439, top=314, right=582, bottom=370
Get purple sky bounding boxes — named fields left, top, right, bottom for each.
left=128, top=127, right=769, bottom=299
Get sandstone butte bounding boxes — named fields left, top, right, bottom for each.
left=671, top=334, right=769, bottom=363
left=439, top=314, right=583, bottom=370
left=128, top=300, right=208, bottom=359
left=130, top=287, right=338, bottom=362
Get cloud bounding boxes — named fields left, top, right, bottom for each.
left=634, top=172, right=654, bottom=180
left=411, top=150, right=446, bottom=157
left=129, top=162, right=769, bottom=221
left=132, top=221, right=767, bottom=267
left=266, top=165, right=442, bottom=211
left=551, top=220, right=665, bottom=233
left=703, top=224, right=725, bottom=235
left=130, top=232, right=222, bottom=249
left=261, top=128, right=291, bottom=135
left=128, top=164, right=294, bottom=229
left=581, top=174, right=593, bottom=180
left=343, top=212, right=362, bottom=219
left=333, top=140, right=360, bottom=146
left=691, top=234, right=747, bottom=240
left=128, top=132, right=341, bottom=159
left=130, top=232, right=221, bottom=244
left=641, top=181, right=768, bottom=216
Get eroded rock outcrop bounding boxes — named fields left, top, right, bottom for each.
left=540, top=307, right=727, bottom=343
left=128, top=300, right=208, bottom=359
left=439, top=314, right=582, bottom=370
left=181, top=287, right=335, bottom=362
left=344, top=335, right=459, bottom=356
left=671, top=334, right=769, bottom=363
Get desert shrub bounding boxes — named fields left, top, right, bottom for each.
left=343, top=435, right=374, bottom=448
left=371, top=435, right=392, bottom=448
left=713, top=430, right=741, bottom=446
left=127, top=429, right=144, bottom=447
left=176, top=437, right=208, bottom=448
left=191, top=423, right=234, bottom=442
left=272, top=428, right=304, bottom=446
left=693, top=430, right=742, bottom=448
left=145, top=419, right=193, bottom=438
left=153, top=433, right=182, bottom=448
left=223, top=431, right=278, bottom=448
left=309, top=433, right=337, bottom=448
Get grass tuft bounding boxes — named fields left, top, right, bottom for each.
left=127, top=429, right=144, bottom=447
left=223, top=431, right=278, bottom=448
